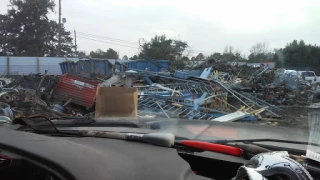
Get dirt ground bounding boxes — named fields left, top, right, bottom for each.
left=239, top=106, right=315, bottom=129
left=276, top=106, right=309, bottom=128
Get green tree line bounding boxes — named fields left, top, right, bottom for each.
left=1, top=1, right=320, bottom=73
left=0, top=0, right=74, bottom=57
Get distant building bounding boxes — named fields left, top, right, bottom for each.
left=229, top=62, right=247, bottom=66
left=184, top=60, right=206, bottom=69
left=230, top=61, right=276, bottom=69
left=247, top=62, right=276, bottom=69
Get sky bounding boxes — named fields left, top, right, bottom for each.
left=1, top=0, right=320, bottom=58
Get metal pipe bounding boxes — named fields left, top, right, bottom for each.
left=63, top=98, right=73, bottom=107
left=156, top=102, right=170, bottom=119
left=214, top=80, right=250, bottom=107
left=223, top=82, right=281, bottom=117
left=37, top=70, right=48, bottom=94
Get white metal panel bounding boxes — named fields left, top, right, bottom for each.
left=38, top=57, right=78, bottom=65
left=0, top=56, right=80, bottom=75
left=0, top=57, right=7, bottom=75
left=0, top=66, right=6, bottom=75
left=212, top=111, right=249, bottom=122
left=0, top=56, right=7, bottom=65
left=10, top=57, right=37, bottom=65
left=10, top=57, right=37, bottom=75
left=10, top=65, right=36, bottom=75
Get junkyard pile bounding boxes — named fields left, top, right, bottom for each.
left=0, top=59, right=318, bottom=128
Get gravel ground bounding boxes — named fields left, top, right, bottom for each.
left=140, top=104, right=317, bottom=129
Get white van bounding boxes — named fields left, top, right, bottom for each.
left=297, top=71, right=317, bottom=84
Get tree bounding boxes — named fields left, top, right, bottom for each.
left=248, top=42, right=273, bottom=63
left=181, top=56, right=193, bottom=69
left=105, top=48, right=119, bottom=59
left=276, top=40, right=320, bottom=72
left=122, top=55, right=128, bottom=60
left=139, top=34, right=189, bottom=70
left=250, top=42, right=270, bottom=55
left=195, top=53, right=205, bottom=60
left=172, top=40, right=188, bottom=60
left=78, top=51, right=86, bottom=58
left=170, top=40, right=188, bottom=69
left=139, top=35, right=172, bottom=60
left=224, top=46, right=234, bottom=55
left=89, top=48, right=119, bottom=59
left=90, top=49, right=105, bottom=58
left=0, top=0, right=74, bottom=57
left=44, top=21, right=74, bottom=57
left=222, top=46, right=237, bottom=61
left=181, top=56, right=189, bottom=61
left=234, top=51, right=246, bottom=61
left=130, top=55, right=138, bottom=60
left=273, top=49, right=283, bottom=68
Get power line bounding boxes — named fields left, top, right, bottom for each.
left=74, top=31, right=217, bottom=55
left=76, top=35, right=139, bottom=49
left=75, top=31, right=139, bottom=45
left=189, top=49, right=217, bottom=54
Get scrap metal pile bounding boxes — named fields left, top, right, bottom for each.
left=0, top=58, right=318, bottom=125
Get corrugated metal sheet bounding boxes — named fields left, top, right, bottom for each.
left=0, top=57, right=6, bottom=65
left=75, top=60, right=113, bottom=79
left=0, top=56, right=79, bottom=75
left=156, top=60, right=169, bottom=70
left=0, top=57, right=168, bottom=75
left=120, top=60, right=169, bottom=72
left=0, top=57, right=7, bottom=75
left=39, top=57, right=78, bottom=75
left=10, top=57, right=37, bottom=75
left=60, top=61, right=76, bottom=75
left=174, top=70, right=202, bottom=79
left=54, top=74, right=99, bottom=108
left=60, top=59, right=113, bottom=79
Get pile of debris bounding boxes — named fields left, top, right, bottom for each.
left=0, top=58, right=318, bottom=126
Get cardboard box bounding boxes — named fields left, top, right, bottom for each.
left=95, top=86, right=138, bottom=119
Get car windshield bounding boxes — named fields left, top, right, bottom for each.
left=0, top=0, right=320, bottom=161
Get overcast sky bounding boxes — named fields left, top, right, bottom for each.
left=1, top=0, right=320, bottom=58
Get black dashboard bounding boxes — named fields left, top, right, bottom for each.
left=0, top=128, right=249, bottom=180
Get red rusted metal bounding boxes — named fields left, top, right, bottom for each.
left=54, top=74, right=99, bottom=108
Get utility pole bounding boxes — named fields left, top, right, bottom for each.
left=74, top=29, right=77, bottom=57
left=57, top=0, right=61, bottom=57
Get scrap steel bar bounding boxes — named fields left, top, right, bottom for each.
left=213, top=80, right=250, bottom=107
left=214, top=80, right=281, bottom=117
left=241, top=92, right=281, bottom=111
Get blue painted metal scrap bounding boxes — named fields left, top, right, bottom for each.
left=119, top=60, right=169, bottom=72
left=60, top=59, right=113, bottom=79
left=60, top=61, right=75, bottom=75
left=173, top=70, right=202, bottom=79
left=200, top=67, right=212, bottom=79
left=107, top=59, right=169, bottom=72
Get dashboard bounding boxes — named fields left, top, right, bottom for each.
left=0, top=128, right=249, bottom=180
